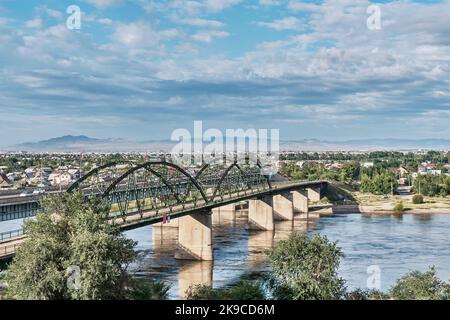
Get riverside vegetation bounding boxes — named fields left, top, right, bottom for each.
left=1, top=193, right=450, bottom=300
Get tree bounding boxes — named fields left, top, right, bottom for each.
left=389, top=267, right=449, bottom=300
left=393, top=201, right=405, bottom=212
left=5, top=192, right=136, bottom=300
left=412, top=194, right=424, bottom=204
left=126, top=279, right=171, bottom=300
left=339, top=161, right=360, bottom=184
left=268, top=234, right=346, bottom=300
left=186, top=281, right=265, bottom=300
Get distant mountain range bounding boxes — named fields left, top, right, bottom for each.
left=4, top=135, right=450, bottom=152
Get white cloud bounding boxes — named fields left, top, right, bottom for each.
left=176, top=18, right=225, bottom=28
left=257, top=17, right=304, bottom=31
left=97, top=18, right=113, bottom=25
left=25, top=18, right=43, bottom=29
left=112, top=22, right=161, bottom=48
left=205, top=0, right=242, bottom=12
left=288, top=1, right=322, bottom=12
left=192, top=30, right=229, bottom=42
left=259, top=0, right=281, bottom=6
left=84, top=0, right=122, bottom=8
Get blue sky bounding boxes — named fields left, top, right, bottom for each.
left=0, top=0, right=449, bottom=146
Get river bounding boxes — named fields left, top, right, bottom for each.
left=124, top=211, right=450, bottom=299
left=2, top=211, right=450, bottom=299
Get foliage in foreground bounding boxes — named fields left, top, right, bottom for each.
left=4, top=192, right=136, bottom=300
left=186, top=281, right=265, bottom=300
left=268, top=233, right=346, bottom=300
left=389, top=267, right=450, bottom=300
left=126, top=279, right=171, bottom=300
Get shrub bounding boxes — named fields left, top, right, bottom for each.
left=268, top=233, right=346, bottom=300
left=393, top=201, right=405, bottom=212
left=5, top=192, right=136, bottom=300
left=389, top=267, right=449, bottom=300
left=186, top=281, right=265, bottom=300
left=412, top=194, right=424, bottom=204
left=126, top=279, right=171, bottom=300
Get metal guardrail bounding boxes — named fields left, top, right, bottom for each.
left=0, top=229, right=24, bottom=241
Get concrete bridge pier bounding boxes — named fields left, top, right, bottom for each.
left=307, top=187, right=321, bottom=202
left=175, top=212, right=213, bottom=261
left=212, top=204, right=236, bottom=225
left=292, top=190, right=309, bottom=216
left=248, top=198, right=274, bottom=231
left=272, top=194, right=294, bottom=221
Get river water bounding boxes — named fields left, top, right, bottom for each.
left=2, top=212, right=450, bottom=299
left=124, top=211, right=450, bottom=299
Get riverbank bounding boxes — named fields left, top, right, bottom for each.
left=312, top=204, right=450, bottom=215
left=316, top=185, right=450, bottom=215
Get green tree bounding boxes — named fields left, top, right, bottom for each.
left=5, top=192, right=136, bottom=300
left=126, top=279, right=171, bottom=300
left=389, top=267, right=449, bottom=300
left=412, top=194, right=424, bottom=204
left=268, top=234, right=345, bottom=300
left=186, top=281, right=265, bottom=300
left=339, top=161, right=360, bottom=184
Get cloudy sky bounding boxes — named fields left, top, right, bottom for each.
left=0, top=0, right=449, bottom=146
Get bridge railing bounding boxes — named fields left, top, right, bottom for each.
left=0, top=229, right=24, bottom=242
left=1, top=243, right=18, bottom=257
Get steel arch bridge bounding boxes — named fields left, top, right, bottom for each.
left=66, top=159, right=272, bottom=225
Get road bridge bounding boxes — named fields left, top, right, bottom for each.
left=0, top=160, right=327, bottom=261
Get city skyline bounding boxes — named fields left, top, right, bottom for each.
left=1, top=0, right=450, bottom=146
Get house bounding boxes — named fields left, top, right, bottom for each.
left=363, top=162, right=374, bottom=168
left=0, top=173, right=12, bottom=188
left=49, top=171, right=74, bottom=186
left=7, top=171, right=24, bottom=182
left=68, top=169, right=81, bottom=179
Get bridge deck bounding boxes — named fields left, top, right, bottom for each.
left=0, top=181, right=327, bottom=260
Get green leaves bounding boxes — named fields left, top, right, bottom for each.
left=5, top=192, right=136, bottom=300
left=268, top=233, right=346, bottom=300
left=389, top=267, right=450, bottom=300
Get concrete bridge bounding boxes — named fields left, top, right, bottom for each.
left=0, top=160, right=327, bottom=261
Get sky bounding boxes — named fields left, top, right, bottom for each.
left=0, top=0, right=449, bottom=146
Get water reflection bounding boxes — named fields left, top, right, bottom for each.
left=125, top=210, right=318, bottom=299
left=178, top=261, right=213, bottom=298
left=3, top=210, right=450, bottom=299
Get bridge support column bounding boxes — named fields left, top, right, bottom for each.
left=175, top=212, right=213, bottom=261
left=248, top=198, right=274, bottom=231
left=212, top=204, right=236, bottom=224
left=272, top=194, right=294, bottom=221
left=307, top=187, right=321, bottom=202
left=292, top=190, right=309, bottom=214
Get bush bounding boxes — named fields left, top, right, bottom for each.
left=412, top=194, right=424, bottom=204
left=5, top=192, right=136, bottom=300
left=393, top=201, right=405, bottom=212
left=268, top=233, right=346, bottom=300
left=389, top=267, right=450, bottom=300
left=186, top=281, right=265, bottom=300
left=126, top=279, right=171, bottom=300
